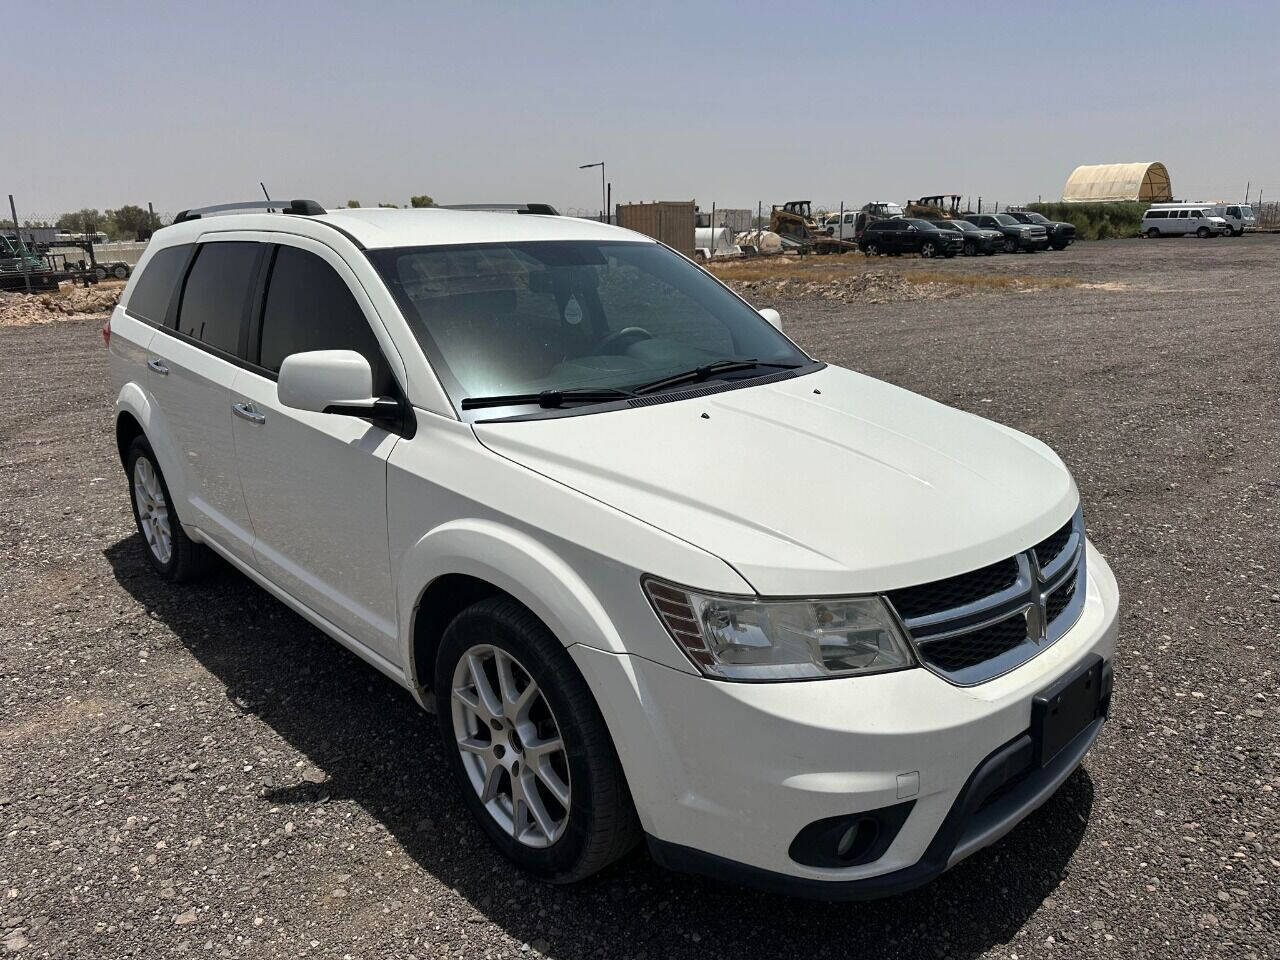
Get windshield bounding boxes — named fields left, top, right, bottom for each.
left=1242, top=205, right=1254, bottom=217
left=906, top=219, right=936, bottom=230
left=370, top=240, right=811, bottom=414
left=1024, top=213, right=1049, bottom=223
left=993, top=214, right=1019, bottom=226
left=952, top=220, right=977, bottom=230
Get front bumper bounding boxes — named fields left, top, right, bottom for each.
left=572, top=541, right=1119, bottom=897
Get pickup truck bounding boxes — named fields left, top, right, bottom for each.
left=966, top=214, right=1049, bottom=253
left=1005, top=211, right=1076, bottom=250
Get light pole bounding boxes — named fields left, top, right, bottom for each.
left=579, top=162, right=606, bottom=222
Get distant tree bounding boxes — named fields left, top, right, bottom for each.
left=56, top=208, right=105, bottom=234
left=106, top=204, right=160, bottom=241
left=409, top=195, right=436, bottom=208
left=377, top=202, right=399, bottom=208
left=346, top=200, right=361, bottom=208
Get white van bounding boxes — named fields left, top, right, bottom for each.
left=1200, top=203, right=1256, bottom=236
left=1140, top=205, right=1230, bottom=239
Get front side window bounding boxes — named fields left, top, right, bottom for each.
left=371, top=240, right=810, bottom=413
left=257, top=245, right=393, bottom=395
left=176, top=242, right=261, bottom=356
left=1227, top=207, right=1240, bottom=218
left=126, top=244, right=191, bottom=325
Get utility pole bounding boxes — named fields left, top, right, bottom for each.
left=8, top=195, right=31, bottom=295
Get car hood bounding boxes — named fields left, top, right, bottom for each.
left=473, top=365, right=1078, bottom=596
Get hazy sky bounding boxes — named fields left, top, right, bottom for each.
left=7, top=0, right=1279, bottom=219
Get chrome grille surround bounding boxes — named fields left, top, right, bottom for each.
left=885, top=508, right=1087, bottom=686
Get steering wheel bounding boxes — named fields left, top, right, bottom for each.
left=596, top=326, right=654, bottom=354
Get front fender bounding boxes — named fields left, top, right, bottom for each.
left=396, top=518, right=628, bottom=698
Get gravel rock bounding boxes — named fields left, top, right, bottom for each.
left=0, top=237, right=1276, bottom=959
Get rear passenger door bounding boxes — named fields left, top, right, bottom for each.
left=146, top=239, right=263, bottom=563
left=229, top=240, right=403, bottom=664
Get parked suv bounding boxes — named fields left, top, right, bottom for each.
left=967, top=213, right=1049, bottom=252
left=858, top=218, right=964, bottom=258
left=109, top=200, right=1118, bottom=899
left=1004, top=211, right=1076, bottom=250
left=927, top=219, right=1003, bottom=256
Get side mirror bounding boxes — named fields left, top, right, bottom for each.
left=759, top=307, right=782, bottom=331
left=278, top=349, right=392, bottom=420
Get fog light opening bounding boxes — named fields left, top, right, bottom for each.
left=835, top=817, right=880, bottom=862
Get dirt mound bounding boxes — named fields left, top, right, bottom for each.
left=726, top=271, right=959, bottom=304
left=0, top=283, right=122, bottom=327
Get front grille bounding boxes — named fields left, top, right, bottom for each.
left=919, top=615, right=1027, bottom=672
left=886, top=558, right=1019, bottom=621
left=1045, top=576, right=1077, bottom=625
left=890, top=508, right=1086, bottom=685
left=1034, top=518, right=1074, bottom=570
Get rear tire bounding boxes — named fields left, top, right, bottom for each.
left=125, top=436, right=213, bottom=581
left=435, top=597, right=640, bottom=883
left=111, top=263, right=130, bottom=280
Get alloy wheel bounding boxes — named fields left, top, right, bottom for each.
left=921, top=242, right=936, bottom=258
left=133, top=456, right=173, bottom=564
left=451, top=644, right=572, bottom=848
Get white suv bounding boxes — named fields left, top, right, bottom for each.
left=108, top=199, right=1119, bottom=899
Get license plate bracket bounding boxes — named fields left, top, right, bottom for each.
left=1032, top=655, right=1106, bottom=767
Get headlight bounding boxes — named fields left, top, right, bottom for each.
left=644, top=578, right=915, bottom=681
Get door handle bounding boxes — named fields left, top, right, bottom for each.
left=231, top=401, right=266, bottom=425
left=146, top=358, right=169, bottom=375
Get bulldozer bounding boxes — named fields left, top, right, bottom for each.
left=768, top=201, right=853, bottom=254
left=904, top=194, right=964, bottom=219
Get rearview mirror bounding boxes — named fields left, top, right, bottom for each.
left=278, top=349, right=376, bottom=414
left=759, top=307, right=782, bottom=331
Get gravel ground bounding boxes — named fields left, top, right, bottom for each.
left=1, top=236, right=1276, bottom=959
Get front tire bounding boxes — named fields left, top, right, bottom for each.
left=125, top=436, right=212, bottom=581
left=435, top=597, right=639, bottom=883
left=1197, top=226, right=1211, bottom=238
left=1004, top=236, right=1018, bottom=253
left=863, top=243, right=879, bottom=257
left=920, top=241, right=936, bottom=259
left=963, top=240, right=976, bottom=257
left=1146, top=228, right=1161, bottom=238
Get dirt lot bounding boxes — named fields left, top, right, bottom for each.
left=1, top=237, right=1276, bottom=959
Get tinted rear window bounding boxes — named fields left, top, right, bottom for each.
left=126, top=244, right=191, bottom=325
left=176, top=242, right=261, bottom=356
left=258, top=245, right=393, bottom=395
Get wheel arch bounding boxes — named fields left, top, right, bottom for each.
left=114, top=382, right=189, bottom=515
left=400, top=519, right=627, bottom=709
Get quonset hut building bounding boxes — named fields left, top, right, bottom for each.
left=1061, top=162, right=1173, bottom=203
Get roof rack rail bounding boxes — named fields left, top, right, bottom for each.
left=173, top=198, right=326, bottom=224
left=440, top=203, right=560, bottom=216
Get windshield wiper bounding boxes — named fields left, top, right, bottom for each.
left=460, top=386, right=635, bottom=411
left=632, top=359, right=802, bottom=395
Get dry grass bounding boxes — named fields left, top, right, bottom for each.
left=708, top=254, right=1081, bottom=293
